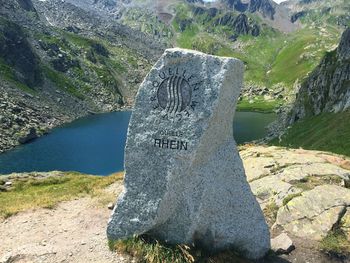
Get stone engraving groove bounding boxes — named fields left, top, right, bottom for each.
left=157, top=75, right=192, bottom=114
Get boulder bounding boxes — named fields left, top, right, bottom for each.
left=18, top=128, right=38, bottom=144
left=271, top=233, right=295, bottom=255
left=107, top=48, right=270, bottom=259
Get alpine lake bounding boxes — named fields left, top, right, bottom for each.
left=0, top=111, right=275, bottom=175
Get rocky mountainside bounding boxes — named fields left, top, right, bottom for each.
left=267, top=27, right=349, bottom=157
left=288, top=27, right=350, bottom=124
left=0, top=0, right=166, bottom=152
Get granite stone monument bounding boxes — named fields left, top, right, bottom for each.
left=107, top=48, right=270, bottom=259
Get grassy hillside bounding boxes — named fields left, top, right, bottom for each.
left=0, top=172, right=123, bottom=218
left=270, top=110, right=350, bottom=157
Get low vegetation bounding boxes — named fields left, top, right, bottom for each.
left=109, top=235, right=269, bottom=263
left=0, top=172, right=123, bottom=219
left=320, top=228, right=350, bottom=258
left=263, top=201, right=279, bottom=227
left=270, top=110, right=350, bottom=157
left=290, top=175, right=343, bottom=191
left=110, top=236, right=195, bottom=263
left=282, top=193, right=302, bottom=206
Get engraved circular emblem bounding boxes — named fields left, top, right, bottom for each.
left=150, top=68, right=201, bottom=121
left=157, top=76, right=192, bottom=114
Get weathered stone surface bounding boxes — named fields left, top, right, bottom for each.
left=275, top=162, right=350, bottom=182
left=250, top=175, right=301, bottom=206
left=107, top=48, right=270, bottom=259
left=242, top=156, right=277, bottom=182
left=275, top=185, right=350, bottom=240
left=271, top=233, right=295, bottom=255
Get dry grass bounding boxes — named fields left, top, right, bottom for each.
left=109, top=236, right=261, bottom=263
left=0, top=172, right=124, bottom=219
left=263, top=201, right=279, bottom=227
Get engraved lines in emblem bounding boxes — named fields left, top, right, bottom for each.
left=157, top=75, right=192, bottom=115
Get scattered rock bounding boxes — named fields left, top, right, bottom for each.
left=107, top=203, right=114, bottom=210
left=271, top=233, right=295, bottom=255
left=18, top=128, right=38, bottom=144
left=4, top=182, right=12, bottom=187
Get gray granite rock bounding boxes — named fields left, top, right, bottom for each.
left=271, top=233, right=295, bottom=255
left=107, top=48, right=270, bottom=259
left=275, top=185, right=350, bottom=240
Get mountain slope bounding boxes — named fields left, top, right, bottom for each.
left=0, top=0, right=164, bottom=152
left=271, top=27, right=350, bottom=156
left=289, top=27, right=350, bottom=122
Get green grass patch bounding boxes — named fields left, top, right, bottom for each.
left=63, top=31, right=95, bottom=48
left=237, top=97, right=281, bottom=113
left=0, top=58, right=36, bottom=94
left=282, top=193, right=302, bottom=206
left=0, top=172, right=123, bottom=218
left=42, top=65, right=85, bottom=99
left=269, top=27, right=340, bottom=87
left=291, top=175, right=343, bottom=191
left=270, top=110, right=350, bottom=157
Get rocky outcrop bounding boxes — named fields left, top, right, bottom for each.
left=291, top=11, right=307, bottom=23
left=222, top=0, right=248, bottom=12
left=338, top=28, right=350, bottom=61
left=241, top=145, right=350, bottom=247
left=287, top=28, right=350, bottom=124
left=233, top=13, right=250, bottom=34
left=221, top=0, right=276, bottom=20
left=248, top=0, right=275, bottom=20
left=276, top=185, right=350, bottom=240
left=239, top=82, right=286, bottom=103
left=214, top=13, right=260, bottom=37
left=17, top=0, right=36, bottom=12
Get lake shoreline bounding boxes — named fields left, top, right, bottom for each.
left=0, top=111, right=275, bottom=175
left=0, top=106, right=133, bottom=157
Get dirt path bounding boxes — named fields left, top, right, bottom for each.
left=0, top=186, right=128, bottom=263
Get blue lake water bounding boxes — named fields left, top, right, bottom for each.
left=0, top=111, right=275, bottom=175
